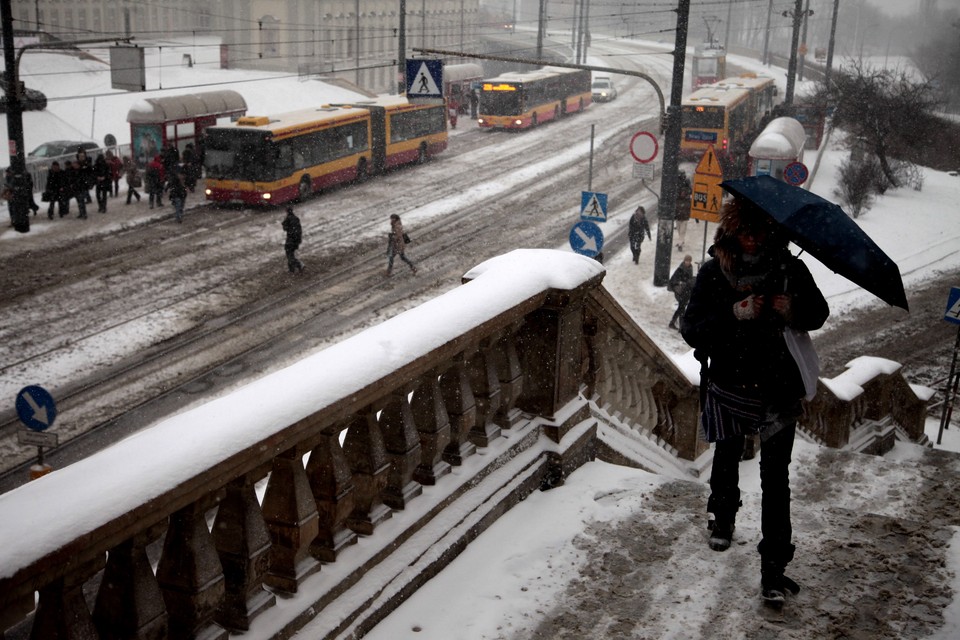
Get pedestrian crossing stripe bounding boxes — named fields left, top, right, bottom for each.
left=408, top=62, right=442, bottom=96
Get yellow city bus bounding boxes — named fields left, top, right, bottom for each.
left=478, top=67, right=592, bottom=130
left=680, top=75, right=777, bottom=163
left=203, top=97, right=447, bottom=206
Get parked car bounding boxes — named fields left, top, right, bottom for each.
left=591, top=77, right=617, bottom=103
left=28, top=140, right=99, bottom=161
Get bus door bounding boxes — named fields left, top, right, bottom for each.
left=365, top=106, right=388, bottom=175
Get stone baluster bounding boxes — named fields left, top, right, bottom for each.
left=379, top=388, right=424, bottom=510
left=343, top=408, right=393, bottom=536
left=93, top=528, right=168, bottom=640
left=212, top=475, right=276, bottom=631
left=29, top=556, right=104, bottom=640
left=156, top=501, right=228, bottom=640
left=515, top=289, right=591, bottom=441
left=410, top=370, right=452, bottom=485
left=261, top=446, right=322, bottom=594
left=468, top=341, right=503, bottom=447
left=306, top=425, right=359, bottom=562
left=493, top=327, right=525, bottom=428
left=439, top=356, right=478, bottom=466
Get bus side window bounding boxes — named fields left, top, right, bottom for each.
left=276, top=143, right=294, bottom=172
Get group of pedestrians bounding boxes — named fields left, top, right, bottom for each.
left=30, top=144, right=195, bottom=224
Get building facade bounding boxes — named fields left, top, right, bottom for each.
left=16, top=0, right=480, bottom=95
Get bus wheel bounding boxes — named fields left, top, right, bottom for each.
left=417, top=144, right=428, bottom=164
left=356, top=159, right=368, bottom=182
left=554, top=106, right=560, bottom=120
left=559, top=101, right=567, bottom=117
left=579, top=98, right=584, bottom=111
left=531, top=113, right=538, bottom=127
left=298, top=176, right=312, bottom=201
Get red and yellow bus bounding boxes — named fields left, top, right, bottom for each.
left=680, top=74, right=777, bottom=166
left=478, top=67, right=591, bottom=130
left=203, top=97, right=447, bottom=206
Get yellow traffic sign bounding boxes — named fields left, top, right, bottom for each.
left=691, top=144, right=724, bottom=223
left=695, top=145, right=723, bottom=178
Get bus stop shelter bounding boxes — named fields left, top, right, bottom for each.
left=126, top=89, right=247, bottom=166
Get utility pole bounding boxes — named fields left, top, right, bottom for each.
left=398, top=0, right=407, bottom=94
left=782, top=0, right=812, bottom=107
left=797, top=0, right=811, bottom=81
left=536, top=0, right=546, bottom=60
left=653, top=0, right=689, bottom=287
left=724, top=0, right=732, bottom=50
left=761, top=0, right=773, bottom=65
left=2, top=0, right=30, bottom=233
left=824, top=0, right=840, bottom=88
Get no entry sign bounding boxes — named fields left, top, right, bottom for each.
left=629, top=131, right=659, bottom=164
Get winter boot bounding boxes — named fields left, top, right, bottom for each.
left=708, top=516, right=735, bottom=552
left=761, top=560, right=800, bottom=606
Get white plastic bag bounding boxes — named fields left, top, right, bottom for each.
left=784, top=327, right=820, bottom=401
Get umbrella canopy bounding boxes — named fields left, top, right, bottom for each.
left=720, top=175, right=909, bottom=311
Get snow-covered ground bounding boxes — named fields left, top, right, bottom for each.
left=4, top=37, right=960, bottom=639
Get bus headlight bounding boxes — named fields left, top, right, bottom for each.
left=478, top=118, right=484, bottom=124
left=515, top=119, right=522, bottom=126
left=262, top=193, right=271, bottom=200
left=204, top=188, right=212, bottom=196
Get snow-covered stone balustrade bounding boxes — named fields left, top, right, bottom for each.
left=0, top=249, right=931, bottom=639
left=0, top=250, right=692, bottom=640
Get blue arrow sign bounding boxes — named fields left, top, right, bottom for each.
left=406, top=59, right=443, bottom=97
left=580, top=191, right=608, bottom=222
left=569, top=220, right=604, bottom=257
left=16, top=385, right=57, bottom=432
left=944, top=287, right=960, bottom=325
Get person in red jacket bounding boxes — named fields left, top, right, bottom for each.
left=145, top=155, right=166, bottom=209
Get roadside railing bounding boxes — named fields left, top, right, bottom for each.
left=0, top=250, right=932, bottom=639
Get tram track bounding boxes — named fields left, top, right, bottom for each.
left=0, top=42, right=674, bottom=491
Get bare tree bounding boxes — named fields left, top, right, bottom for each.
left=815, top=61, right=941, bottom=188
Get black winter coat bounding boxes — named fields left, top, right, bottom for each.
left=680, top=249, right=828, bottom=406
left=282, top=213, right=302, bottom=248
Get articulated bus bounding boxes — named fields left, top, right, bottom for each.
left=203, top=97, right=447, bottom=206
left=679, top=74, right=777, bottom=171
left=478, top=67, right=591, bottom=130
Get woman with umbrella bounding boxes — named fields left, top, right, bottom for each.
left=680, top=193, right=829, bottom=607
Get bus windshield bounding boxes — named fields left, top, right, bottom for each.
left=481, top=87, right=523, bottom=116
left=203, top=129, right=276, bottom=181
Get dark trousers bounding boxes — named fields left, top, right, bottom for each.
left=285, top=244, right=303, bottom=272
left=708, top=412, right=797, bottom=567
left=96, top=183, right=110, bottom=212
left=670, top=294, right=690, bottom=326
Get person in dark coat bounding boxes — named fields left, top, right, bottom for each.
left=123, top=156, right=142, bottom=204
left=282, top=207, right=304, bottom=273
left=44, top=161, right=69, bottom=219
left=75, top=147, right=93, bottom=204
left=162, top=143, right=180, bottom=178
left=66, top=160, right=88, bottom=219
left=165, top=171, right=187, bottom=223
left=680, top=196, right=829, bottom=606
left=106, top=149, right=123, bottom=197
left=181, top=143, right=199, bottom=192
left=93, top=153, right=111, bottom=213
left=667, top=254, right=694, bottom=330
left=145, top=155, right=165, bottom=209
left=628, top=205, right=652, bottom=264
left=386, top=213, right=417, bottom=276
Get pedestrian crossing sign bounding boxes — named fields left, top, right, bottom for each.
left=944, top=287, right=960, bottom=325
left=406, top=59, right=443, bottom=99
left=581, top=191, right=608, bottom=222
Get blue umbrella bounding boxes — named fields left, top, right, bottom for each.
left=721, top=175, right=908, bottom=311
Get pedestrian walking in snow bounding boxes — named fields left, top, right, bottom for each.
left=628, top=205, right=652, bottom=264
left=680, top=196, right=828, bottom=607
left=106, top=149, right=123, bottom=197
left=282, top=207, right=305, bottom=274
left=386, top=214, right=417, bottom=276
left=667, top=255, right=694, bottom=330
left=66, top=160, right=88, bottom=219
left=75, top=147, right=94, bottom=204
